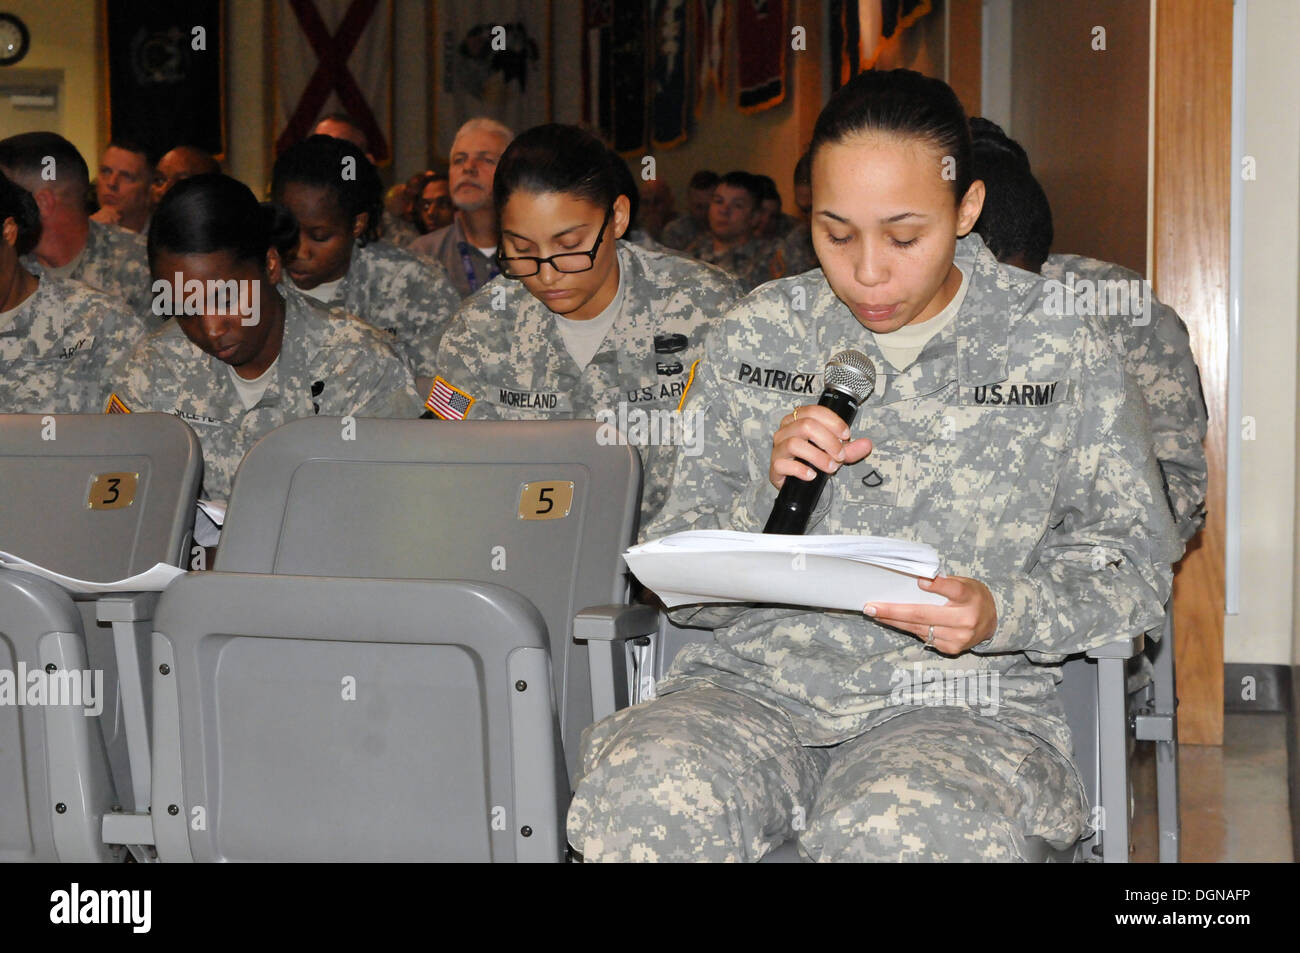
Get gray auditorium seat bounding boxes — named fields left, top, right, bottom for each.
left=0, top=572, right=117, bottom=862
left=149, top=573, right=565, bottom=861
left=213, top=417, right=643, bottom=779
left=0, top=413, right=202, bottom=862
left=140, top=417, right=643, bottom=861
left=1058, top=609, right=1180, bottom=864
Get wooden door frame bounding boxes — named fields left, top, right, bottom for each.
left=1152, top=0, right=1231, bottom=746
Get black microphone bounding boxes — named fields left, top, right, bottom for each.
left=763, top=349, right=876, bottom=535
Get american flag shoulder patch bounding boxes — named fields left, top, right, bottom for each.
left=425, top=376, right=475, bottom=420
left=105, top=393, right=131, bottom=414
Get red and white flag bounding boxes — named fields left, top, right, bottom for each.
left=274, top=0, right=393, bottom=163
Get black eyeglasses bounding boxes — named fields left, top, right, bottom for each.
left=497, top=207, right=613, bottom=279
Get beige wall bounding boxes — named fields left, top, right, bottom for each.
left=1, top=0, right=102, bottom=164
left=1009, top=0, right=1150, bottom=275
left=391, top=0, right=431, bottom=180
left=1226, top=0, right=1300, bottom=666
left=225, top=0, right=268, bottom=193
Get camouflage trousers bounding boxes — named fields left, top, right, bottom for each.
left=567, top=684, right=1088, bottom=862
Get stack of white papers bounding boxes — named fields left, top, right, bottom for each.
left=624, top=530, right=947, bottom=612
left=0, top=550, right=186, bottom=594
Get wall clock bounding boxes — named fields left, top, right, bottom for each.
left=0, top=13, right=30, bottom=67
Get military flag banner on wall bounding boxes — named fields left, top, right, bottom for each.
left=650, top=0, right=689, bottom=149
left=829, top=0, right=932, bottom=90
left=736, top=0, right=787, bottom=114
left=105, top=0, right=225, bottom=159
left=274, top=0, right=394, bottom=163
left=435, top=0, right=549, bottom=157
left=583, top=0, right=649, bottom=155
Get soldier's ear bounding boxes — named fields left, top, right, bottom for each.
left=352, top=212, right=369, bottom=240
left=611, top=194, right=631, bottom=241
left=32, top=188, right=57, bottom=218
left=1, top=216, right=17, bottom=249
left=265, top=246, right=284, bottom=284
left=955, top=179, right=985, bottom=238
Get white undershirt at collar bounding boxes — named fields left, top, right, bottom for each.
left=553, top=261, right=626, bottom=368
left=228, top=356, right=279, bottom=410
left=291, top=274, right=345, bottom=305
left=871, top=263, right=970, bottom=372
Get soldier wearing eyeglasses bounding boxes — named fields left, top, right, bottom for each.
left=429, top=124, right=741, bottom=531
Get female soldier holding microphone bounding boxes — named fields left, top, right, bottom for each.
left=566, top=69, right=1180, bottom=862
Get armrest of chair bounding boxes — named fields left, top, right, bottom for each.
left=1085, top=633, right=1144, bottom=660
left=573, top=604, right=660, bottom=642
left=95, top=591, right=160, bottom=624
left=574, top=604, right=661, bottom=723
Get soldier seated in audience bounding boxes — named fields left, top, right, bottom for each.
left=107, top=174, right=421, bottom=505
left=271, top=135, right=460, bottom=378
left=0, top=170, right=149, bottom=414
left=968, top=116, right=1208, bottom=552
left=414, top=171, right=454, bottom=235
left=0, top=132, right=152, bottom=313
left=431, top=123, right=741, bottom=531
left=684, top=170, right=777, bottom=292
left=567, top=69, right=1180, bottom=862
left=151, top=145, right=221, bottom=209
left=660, top=169, right=718, bottom=251
left=310, top=112, right=418, bottom=247
left=91, top=138, right=155, bottom=234
left=772, top=150, right=818, bottom=278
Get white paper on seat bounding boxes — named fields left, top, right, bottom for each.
left=193, top=499, right=226, bottom=547
left=196, top=499, right=227, bottom=526
left=624, top=531, right=948, bottom=611
left=0, top=550, right=186, bottom=594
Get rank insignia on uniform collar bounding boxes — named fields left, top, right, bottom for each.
left=104, top=393, right=131, bottom=414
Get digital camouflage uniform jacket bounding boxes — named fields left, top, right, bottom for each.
left=685, top=233, right=779, bottom=292
left=22, top=220, right=152, bottom=315
left=1041, top=253, right=1208, bottom=546
left=432, top=240, right=741, bottom=530
left=644, top=233, right=1181, bottom=766
left=108, top=288, right=422, bottom=502
left=301, top=239, right=461, bottom=379
left=1, top=275, right=151, bottom=413
left=659, top=215, right=705, bottom=252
